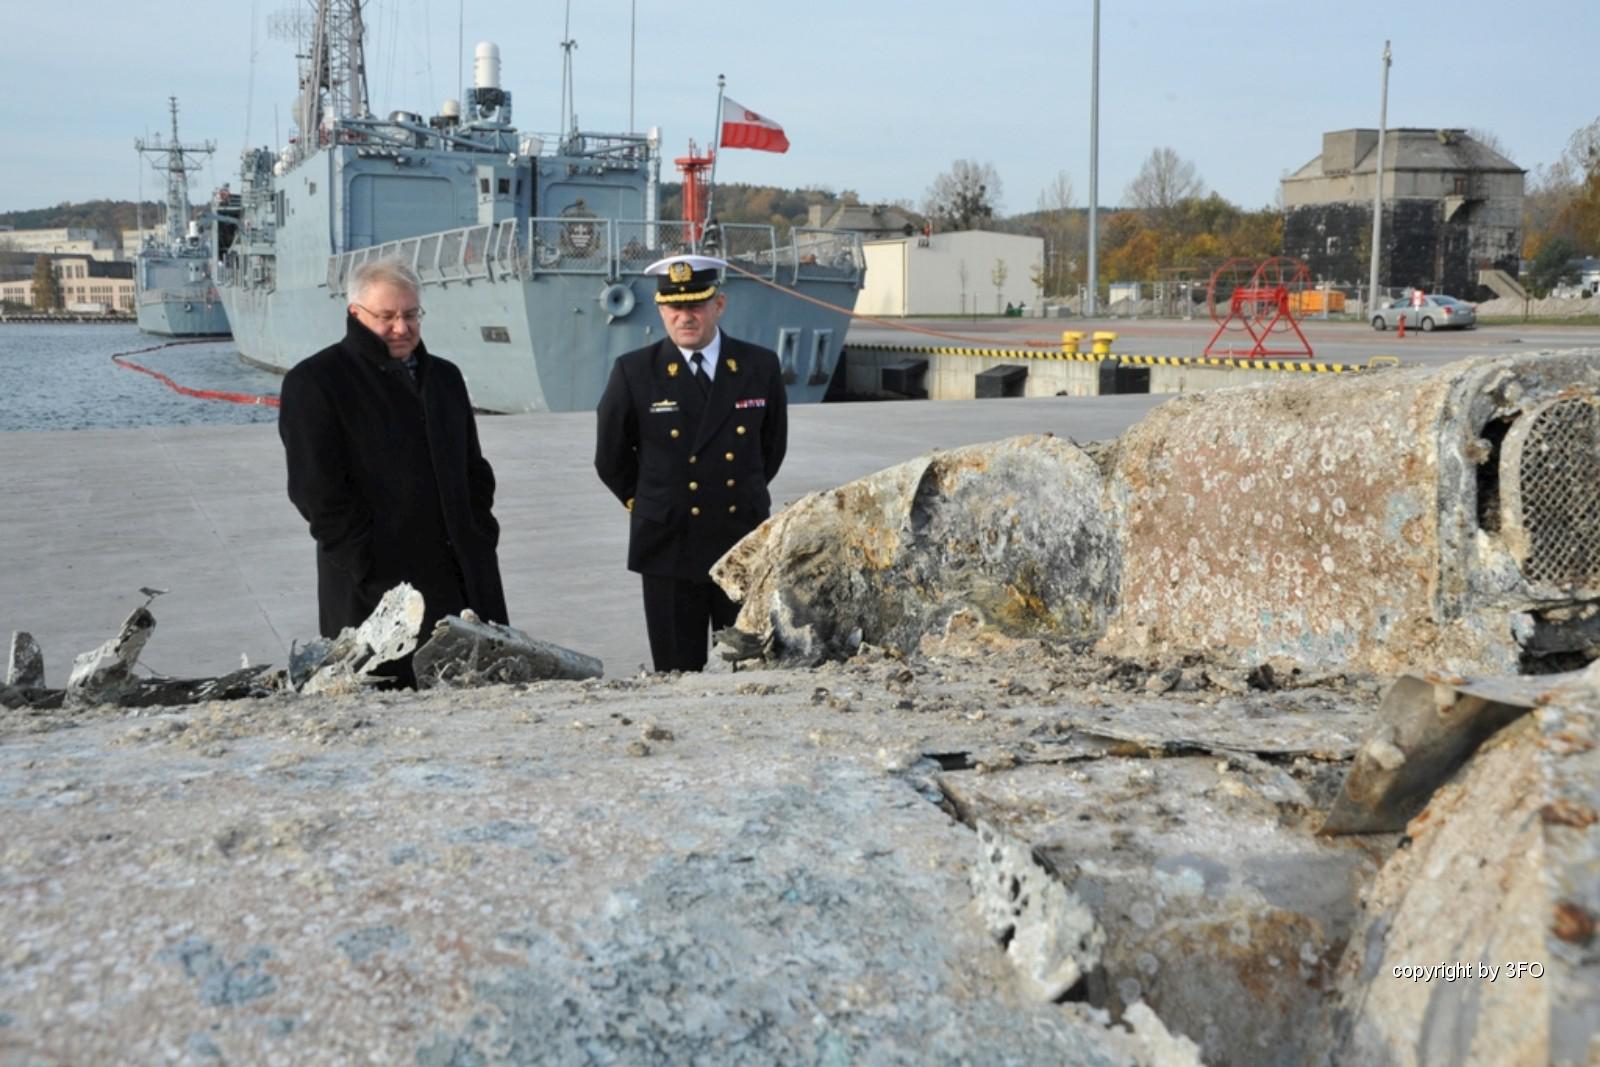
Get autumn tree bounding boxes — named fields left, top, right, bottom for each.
left=1125, top=147, right=1205, bottom=229
left=1526, top=235, right=1581, bottom=296
left=1524, top=116, right=1600, bottom=257
left=31, top=255, right=61, bottom=310
left=925, top=159, right=1003, bottom=231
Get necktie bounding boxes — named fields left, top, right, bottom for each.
left=690, top=351, right=709, bottom=395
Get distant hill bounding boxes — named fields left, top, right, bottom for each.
left=0, top=200, right=161, bottom=238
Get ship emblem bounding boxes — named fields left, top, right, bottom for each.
left=668, top=262, right=694, bottom=284
left=559, top=200, right=599, bottom=256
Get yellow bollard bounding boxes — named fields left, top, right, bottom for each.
left=1060, top=331, right=1083, bottom=354
left=1091, top=331, right=1117, bottom=357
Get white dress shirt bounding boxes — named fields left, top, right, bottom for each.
left=676, top=330, right=724, bottom=382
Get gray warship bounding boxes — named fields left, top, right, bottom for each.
left=134, top=98, right=231, bottom=337
left=218, top=0, right=863, bottom=414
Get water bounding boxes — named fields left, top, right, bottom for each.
left=0, top=324, right=284, bottom=431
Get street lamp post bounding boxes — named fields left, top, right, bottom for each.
left=1367, top=41, right=1391, bottom=313
left=1086, top=0, right=1100, bottom=316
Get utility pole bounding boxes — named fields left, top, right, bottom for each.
left=1367, top=41, right=1391, bottom=313
left=1086, top=0, right=1100, bottom=316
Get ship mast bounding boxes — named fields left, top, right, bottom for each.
left=295, top=0, right=369, bottom=157
left=135, top=98, right=216, bottom=250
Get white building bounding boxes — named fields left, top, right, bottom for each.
left=0, top=226, right=121, bottom=262
left=856, top=230, right=1044, bottom=317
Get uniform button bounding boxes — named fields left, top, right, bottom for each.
left=690, top=506, right=700, bottom=517
left=736, top=425, right=746, bottom=435
left=728, top=505, right=737, bottom=514
left=725, top=478, right=735, bottom=488
left=688, top=481, right=699, bottom=491
left=724, top=451, right=735, bottom=461
left=689, top=455, right=698, bottom=464
left=670, top=428, right=680, bottom=439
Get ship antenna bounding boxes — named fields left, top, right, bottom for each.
left=559, top=0, right=578, bottom=137
left=135, top=97, right=215, bottom=250
left=296, top=0, right=370, bottom=161
left=628, top=0, right=636, bottom=134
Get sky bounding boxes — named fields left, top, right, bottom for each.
left=1, top=0, right=1596, bottom=217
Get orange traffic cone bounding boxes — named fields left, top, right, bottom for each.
left=1397, top=315, right=1406, bottom=339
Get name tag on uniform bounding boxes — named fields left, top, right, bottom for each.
left=650, top=400, right=679, bottom=413
left=735, top=398, right=766, bottom=409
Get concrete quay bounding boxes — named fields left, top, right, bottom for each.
left=1, top=394, right=1163, bottom=683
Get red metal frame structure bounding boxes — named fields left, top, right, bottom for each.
left=1203, top=256, right=1315, bottom=359
left=674, top=141, right=714, bottom=243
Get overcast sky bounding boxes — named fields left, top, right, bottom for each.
left=2, top=0, right=1595, bottom=216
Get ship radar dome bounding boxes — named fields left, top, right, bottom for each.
left=474, top=42, right=501, bottom=90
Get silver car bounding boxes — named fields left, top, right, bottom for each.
left=1371, top=294, right=1478, bottom=331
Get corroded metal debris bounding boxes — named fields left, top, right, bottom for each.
left=1102, top=351, right=1600, bottom=676
left=1321, top=669, right=1576, bottom=834
left=4, top=584, right=605, bottom=709
left=65, top=605, right=156, bottom=703
left=714, top=434, right=1119, bottom=666
left=717, top=352, right=1600, bottom=679
left=7, top=631, right=44, bottom=688
left=296, top=583, right=426, bottom=694
left=414, top=613, right=604, bottom=686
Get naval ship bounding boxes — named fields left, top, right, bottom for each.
left=133, top=99, right=232, bottom=337
left=218, top=0, right=863, bottom=414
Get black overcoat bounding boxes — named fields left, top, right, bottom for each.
left=594, top=334, right=788, bottom=581
left=279, top=315, right=508, bottom=637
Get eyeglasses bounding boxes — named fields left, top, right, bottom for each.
left=354, top=303, right=425, bottom=325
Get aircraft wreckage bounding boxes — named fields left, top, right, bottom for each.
left=2, top=352, right=1596, bottom=1065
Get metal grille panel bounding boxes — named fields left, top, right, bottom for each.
left=1504, top=396, right=1600, bottom=587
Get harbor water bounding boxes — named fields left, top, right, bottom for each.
left=0, top=324, right=283, bottom=432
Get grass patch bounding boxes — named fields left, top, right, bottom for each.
left=1475, top=316, right=1600, bottom=327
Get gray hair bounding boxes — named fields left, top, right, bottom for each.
left=348, top=259, right=422, bottom=305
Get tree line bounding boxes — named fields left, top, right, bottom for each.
left=1522, top=116, right=1600, bottom=295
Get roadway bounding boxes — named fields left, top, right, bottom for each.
left=844, top=316, right=1600, bottom=370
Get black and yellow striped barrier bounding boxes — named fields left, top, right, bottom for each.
left=849, top=342, right=1372, bottom=374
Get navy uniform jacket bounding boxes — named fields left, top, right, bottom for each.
left=594, top=334, right=788, bottom=581
left=279, top=315, right=508, bottom=637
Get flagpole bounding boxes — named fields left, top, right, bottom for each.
left=702, top=74, right=726, bottom=248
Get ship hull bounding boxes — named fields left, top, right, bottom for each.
left=136, top=296, right=231, bottom=337
left=221, top=272, right=856, bottom=413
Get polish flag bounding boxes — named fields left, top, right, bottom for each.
left=720, top=97, right=790, bottom=153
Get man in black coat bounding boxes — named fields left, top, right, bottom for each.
left=595, top=255, right=788, bottom=672
left=278, top=259, right=508, bottom=676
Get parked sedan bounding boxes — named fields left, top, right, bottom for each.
left=1371, top=294, right=1478, bottom=331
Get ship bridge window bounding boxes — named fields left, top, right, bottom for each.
left=498, top=178, right=511, bottom=196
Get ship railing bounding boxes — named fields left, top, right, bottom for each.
left=792, top=228, right=864, bottom=283
left=613, top=221, right=698, bottom=275
left=323, top=217, right=863, bottom=292
left=709, top=223, right=786, bottom=280
left=327, top=222, right=504, bottom=294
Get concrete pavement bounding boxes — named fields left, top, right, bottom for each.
left=2, top=394, right=1164, bottom=681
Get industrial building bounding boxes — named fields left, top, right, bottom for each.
left=1281, top=128, right=1524, bottom=300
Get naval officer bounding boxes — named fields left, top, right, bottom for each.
left=594, top=254, right=788, bottom=672
left=278, top=259, right=508, bottom=683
